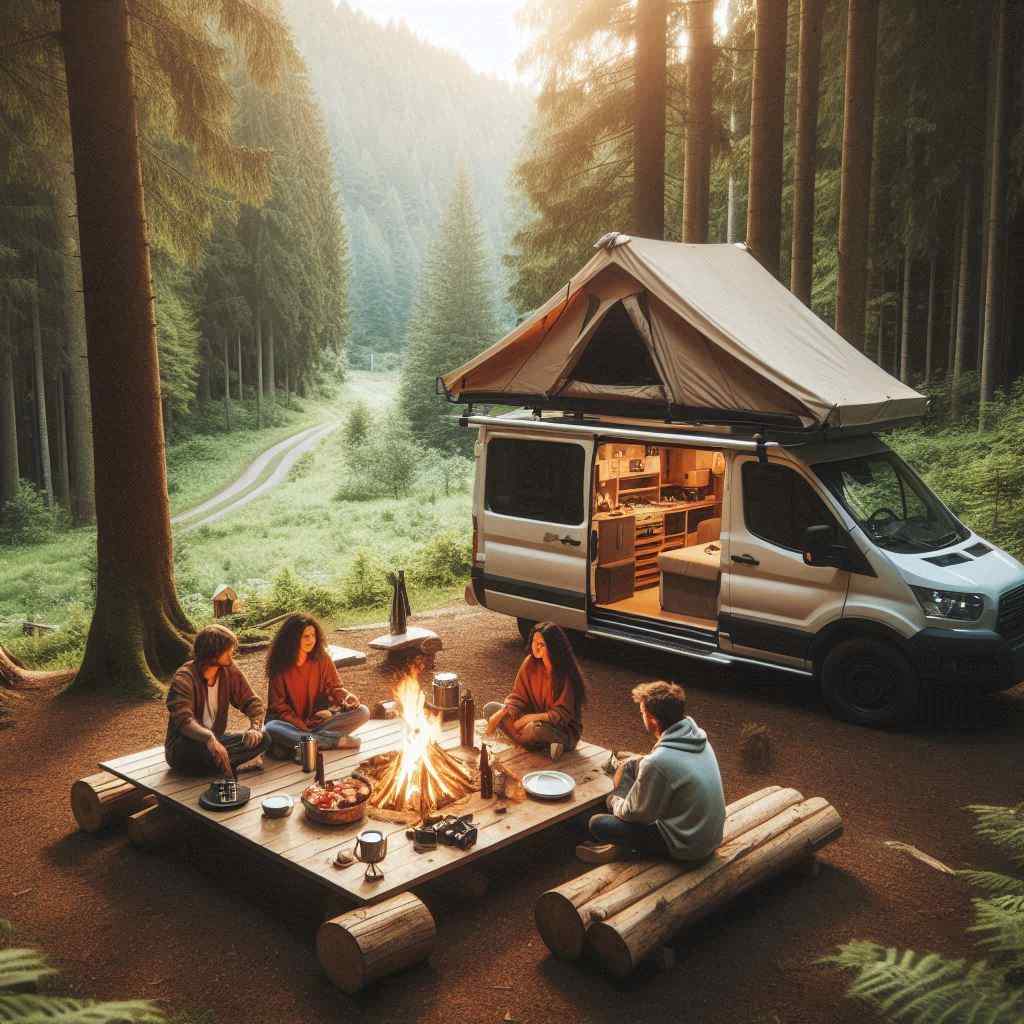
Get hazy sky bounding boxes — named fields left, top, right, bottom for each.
left=343, top=1, right=529, bottom=84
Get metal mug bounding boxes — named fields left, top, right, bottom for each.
left=431, top=671, right=460, bottom=709
left=354, top=829, right=388, bottom=880
left=300, top=734, right=317, bottom=773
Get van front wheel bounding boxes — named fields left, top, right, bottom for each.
left=820, top=638, right=920, bottom=726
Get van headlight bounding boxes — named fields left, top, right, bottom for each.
left=911, top=586, right=984, bottom=621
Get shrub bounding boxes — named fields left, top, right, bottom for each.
left=0, top=482, right=65, bottom=546
left=344, top=400, right=371, bottom=446
left=243, top=567, right=343, bottom=623
left=287, top=451, right=315, bottom=482
left=335, top=415, right=423, bottom=502
left=415, top=450, right=473, bottom=498
left=827, top=803, right=1024, bottom=1023
left=5, top=604, right=91, bottom=670
left=408, top=532, right=472, bottom=589
left=340, top=549, right=391, bottom=608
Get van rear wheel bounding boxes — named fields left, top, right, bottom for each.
left=820, top=637, right=920, bottom=726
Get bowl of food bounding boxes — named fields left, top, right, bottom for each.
left=301, top=773, right=372, bottom=825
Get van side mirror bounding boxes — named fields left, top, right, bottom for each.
left=802, top=524, right=843, bottom=568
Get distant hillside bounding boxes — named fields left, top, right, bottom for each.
left=282, top=0, right=533, bottom=364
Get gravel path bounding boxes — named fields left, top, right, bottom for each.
left=172, top=420, right=340, bottom=533
left=3, top=604, right=1023, bottom=1023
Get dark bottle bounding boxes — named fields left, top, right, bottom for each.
left=479, top=743, right=493, bottom=799
left=315, top=750, right=325, bottom=787
left=459, top=690, right=475, bottom=747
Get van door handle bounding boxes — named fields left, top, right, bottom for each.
left=560, top=535, right=581, bottom=547
left=731, top=553, right=759, bottom=566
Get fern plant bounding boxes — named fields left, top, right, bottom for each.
left=826, top=804, right=1024, bottom=1023
left=0, top=921, right=164, bottom=1024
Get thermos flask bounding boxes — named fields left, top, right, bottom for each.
left=459, top=690, right=475, bottom=747
left=300, top=734, right=317, bottom=773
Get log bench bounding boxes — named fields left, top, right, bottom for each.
left=70, top=771, right=156, bottom=833
left=534, top=785, right=842, bottom=977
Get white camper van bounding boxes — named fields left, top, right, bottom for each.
left=441, top=237, right=1024, bottom=725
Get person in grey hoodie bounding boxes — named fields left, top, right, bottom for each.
left=578, top=681, right=725, bottom=864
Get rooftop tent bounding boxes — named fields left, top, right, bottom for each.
left=440, top=236, right=928, bottom=432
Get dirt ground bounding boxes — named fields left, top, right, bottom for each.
left=2, top=604, right=1023, bottom=1024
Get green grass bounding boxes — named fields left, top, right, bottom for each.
left=0, top=370, right=472, bottom=667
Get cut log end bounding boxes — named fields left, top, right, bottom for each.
left=71, top=772, right=155, bottom=833
left=535, top=890, right=587, bottom=961
left=317, top=891, right=436, bottom=994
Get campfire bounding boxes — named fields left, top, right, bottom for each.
left=365, top=675, right=476, bottom=820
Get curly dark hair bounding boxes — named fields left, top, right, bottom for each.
left=531, top=621, right=587, bottom=707
left=193, top=624, right=238, bottom=672
left=265, top=613, right=327, bottom=682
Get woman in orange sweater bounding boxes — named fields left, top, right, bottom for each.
left=264, top=614, right=370, bottom=755
left=484, top=622, right=586, bottom=752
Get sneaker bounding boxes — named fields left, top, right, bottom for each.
left=237, top=756, right=264, bottom=773
left=575, top=841, right=626, bottom=864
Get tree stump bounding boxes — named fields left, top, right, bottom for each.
left=317, top=891, right=436, bottom=993
left=126, top=802, right=176, bottom=849
left=534, top=786, right=799, bottom=960
left=70, top=771, right=155, bottom=833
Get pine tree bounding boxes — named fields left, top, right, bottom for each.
left=399, top=174, right=498, bottom=455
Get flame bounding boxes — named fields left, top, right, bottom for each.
left=368, top=672, right=476, bottom=816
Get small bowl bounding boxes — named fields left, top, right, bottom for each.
left=261, top=794, right=294, bottom=819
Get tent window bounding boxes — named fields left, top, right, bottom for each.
left=579, top=294, right=601, bottom=332
left=569, top=301, right=661, bottom=387
left=485, top=439, right=584, bottom=525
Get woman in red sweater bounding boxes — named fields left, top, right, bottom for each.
left=484, top=622, right=587, bottom=752
left=264, top=614, right=370, bottom=755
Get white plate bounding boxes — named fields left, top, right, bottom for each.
left=523, top=770, right=576, bottom=800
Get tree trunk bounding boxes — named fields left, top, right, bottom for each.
left=31, top=261, right=54, bottom=507
left=789, top=0, right=824, bottom=304
left=52, top=170, right=95, bottom=524
left=726, top=104, right=738, bottom=243
left=899, top=244, right=913, bottom=383
left=0, top=321, right=18, bottom=508
left=266, top=317, right=275, bottom=403
left=835, top=0, right=879, bottom=350
left=924, top=250, right=938, bottom=383
left=683, top=0, right=714, bottom=243
left=60, top=0, right=193, bottom=694
left=633, top=0, right=667, bottom=239
left=255, top=309, right=263, bottom=429
left=947, top=224, right=959, bottom=378
left=284, top=359, right=290, bottom=402
left=978, top=0, right=1008, bottom=430
left=951, top=179, right=974, bottom=417
left=54, top=370, right=71, bottom=509
left=198, top=345, right=211, bottom=405
left=236, top=328, right=243, bottom=401
left=745, top=0, right=789, bottom=277
left=864, top=79, right=885, bottom=363
left=1, top=644, right=76, bottom=690
left=223, top=335, right=231, bottom=431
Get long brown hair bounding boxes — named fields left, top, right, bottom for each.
left=265, top=613, right=327, bottom=682
left=193, top=624, right=237, bottom=672
left=532, top=622, right=587, bottom=707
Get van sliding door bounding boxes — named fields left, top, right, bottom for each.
left=479, top=433, right=593, bottom=630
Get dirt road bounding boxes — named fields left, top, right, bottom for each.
left=3, top=604, right=1022, bottom=1024
left=171, top=420, right=339, bottom=533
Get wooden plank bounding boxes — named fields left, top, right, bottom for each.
left=367, top=626, right=440, bottom=652
left=99, top=715, right=615, bottom=906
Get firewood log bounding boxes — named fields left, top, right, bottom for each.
left=317, top=891, right=436, bottom=993
left=586, top=798, right=842, bottom=977
left=534, top=786, right=798, bottom=960
left=71, top=772, right=156, bottom=833
left=126, top=802, right=177, bottom=849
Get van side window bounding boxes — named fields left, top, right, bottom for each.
left=742, top=462, right=835, bottom=551
left=486, top=439, right=584, bottom=525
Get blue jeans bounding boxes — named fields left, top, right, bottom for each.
left=265, top=704, right=371, bottom=751
left=588, top=814, right=670, bottom=857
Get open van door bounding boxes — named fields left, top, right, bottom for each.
left=477, top=430, right=593, bottom=631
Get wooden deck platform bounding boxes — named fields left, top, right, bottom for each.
left=100, top=717, right=613, bottom=906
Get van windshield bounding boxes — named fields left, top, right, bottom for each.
left=812, top=452, right=967, bottom=554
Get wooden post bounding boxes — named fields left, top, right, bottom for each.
left=126, top=802, right=177, bottom=849
left=317, top=891, right=436, bottom=993
left=71, top=771, right=155, bottom=833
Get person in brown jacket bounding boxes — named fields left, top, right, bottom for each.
left=484, top=622, right=586, bottom=753
left=165, top=624, right=270, bottom=776
left=263, top=613, right=370, bottom=756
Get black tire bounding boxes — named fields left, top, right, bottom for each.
left=820, top=637, right=920, bottom=726
left=516, top=617, right=536, bottom=645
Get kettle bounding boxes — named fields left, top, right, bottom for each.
left=431, top=671, right=460, bottom=709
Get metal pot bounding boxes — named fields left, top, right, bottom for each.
left=431, top=671, right=460, bottom=709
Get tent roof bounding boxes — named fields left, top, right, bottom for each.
left=441, top=237, right=927, bottom=432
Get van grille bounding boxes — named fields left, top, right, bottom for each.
left=997, top=584, right=1024, bottom=641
